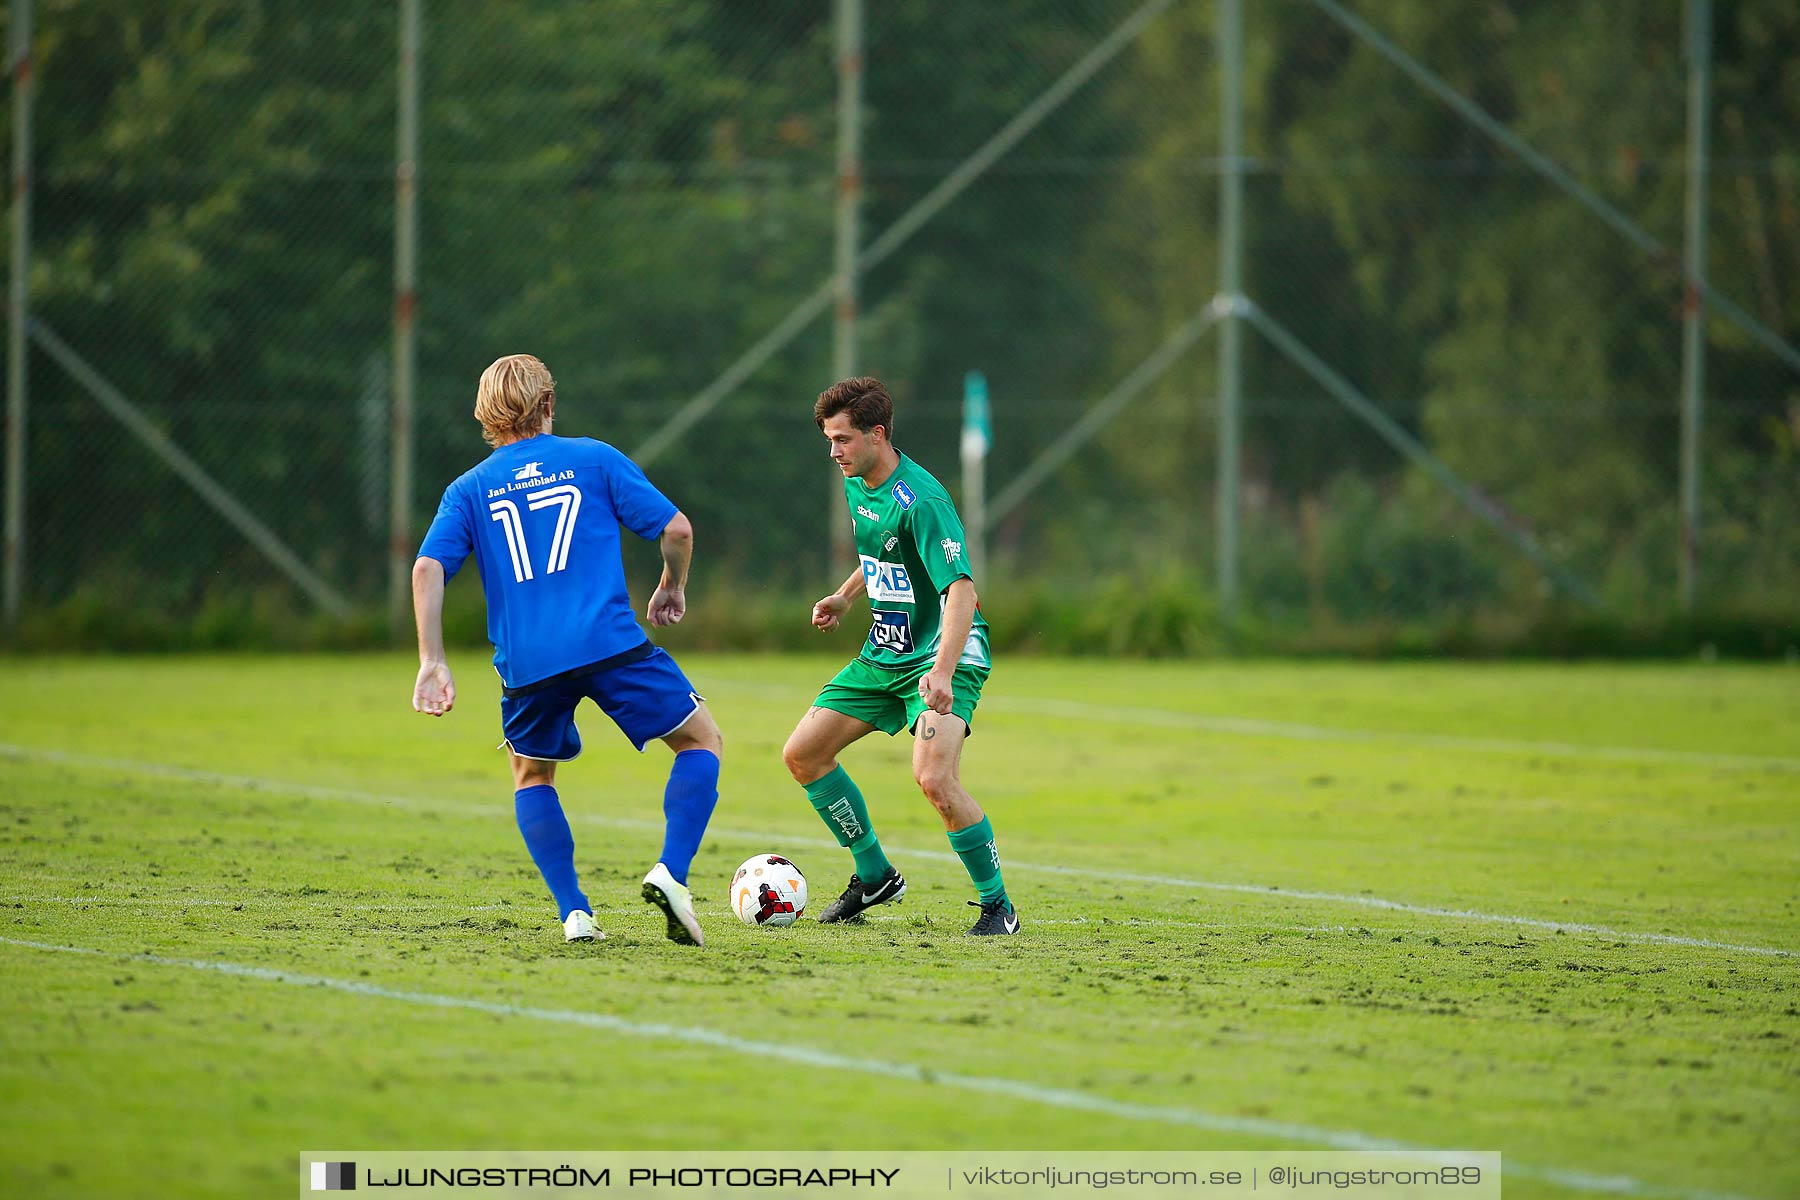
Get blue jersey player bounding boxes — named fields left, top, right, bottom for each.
left=411, top=354, right=721, bottom=947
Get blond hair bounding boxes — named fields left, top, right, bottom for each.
left=474, top=354, right=556, bottom=447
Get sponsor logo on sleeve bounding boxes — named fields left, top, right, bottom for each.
left=860, top=555, right=916, bottom=604
left=940, top=537, right=963, bottom=565
left=891, top=480, right=916, bottom=509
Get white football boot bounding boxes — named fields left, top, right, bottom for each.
left=562, top=910, right=602, bottom=943
left=641, top=862, right=704, bottom=946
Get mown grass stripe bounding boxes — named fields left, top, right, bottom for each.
left=0, top=935, right=1760, bottom=1200
left=3, top=743, right=1790, bottom=959
left=694, top=679, right=1800, bottom=773
left=987, top=696, right=1800, bottom=774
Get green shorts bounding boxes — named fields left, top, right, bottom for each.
left=812, top=656, right=989, bottom=736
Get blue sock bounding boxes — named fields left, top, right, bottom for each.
left=657, top=749, right=720, bottom=885
left=514, top=784, right=589, bottom=920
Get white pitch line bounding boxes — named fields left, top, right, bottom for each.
left=1008, top=863, right=1800, bottom=958
left=4, top=896, right=512, bottom=913
left=3, top=744, right=1793, bottom=959
left=2, top=895, right=1306, bottom=932
left=0, top=935, right=1763, bottom=1200
left=985, top=696, right=1800, bottom=773
left=0, top=895, right=658, bottom=922
left=704, top=822, right=1797, bottom=958
left=697, top=678, right=1800, bottom=772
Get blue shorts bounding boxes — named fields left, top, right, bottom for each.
left=498, top=646, right=702, bottom=760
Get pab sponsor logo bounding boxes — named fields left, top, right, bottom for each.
left=859, top=555, right=915, bottom=604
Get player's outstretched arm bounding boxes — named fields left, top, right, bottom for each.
left=647, top=511, right=693, bottom=627
left=812, top=567, right=866, bottom=632
left=411, top=556, right=457, bottom=716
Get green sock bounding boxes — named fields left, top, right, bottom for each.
left=804, top=765, right=891, bottom=881
left=948, top=815, right=1008, bottom=906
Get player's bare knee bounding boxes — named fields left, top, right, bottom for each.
left=922, top=788, right=962, bottom=824
left=914, top=765, right=959, bottom=809
left=782, top=737, right=820, bottom=783
left=670, top=708, right=723, bottom=757
left=672, top=730, right=723, bottom=758
left=512, top=756, right=555, bottom=790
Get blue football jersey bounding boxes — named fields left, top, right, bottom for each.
left=417, top=433, right=678, bottom=689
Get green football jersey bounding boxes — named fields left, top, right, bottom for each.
left=846, top=453, right=991, bottom=672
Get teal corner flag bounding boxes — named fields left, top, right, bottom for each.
left=962, top=370, right=991, bottom=454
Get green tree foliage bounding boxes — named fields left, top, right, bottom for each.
left=4, top=0, right=1794, bottom=631
left=15, top=2, right=394, bottom=599
left=1100, top=0, right=1799, bottom=614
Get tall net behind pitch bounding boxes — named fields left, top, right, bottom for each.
left=6, top=0, right=1795, bottom=644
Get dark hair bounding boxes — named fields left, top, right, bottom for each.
left=814, top=376, right=894, bottom=439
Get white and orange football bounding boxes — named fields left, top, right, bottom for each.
left=729, top=854, right=808, bottom=928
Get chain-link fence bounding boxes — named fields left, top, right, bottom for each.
left=4, top=0, right=1796, bottom=650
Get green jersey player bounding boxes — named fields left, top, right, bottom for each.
left=780, top=376, right=1019, bottom=936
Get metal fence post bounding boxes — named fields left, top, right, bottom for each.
left=389, top=0, right=421, bottom=640
left=631, top=0, right=1176, bottom=470
left=5, top=0, right=34, bottom=634
left=829, top=0, right=864, bottom=573
left=1679, top=0, right=1713, bottom=612
left=1309, top=0, right=1800, bottom=380
left=1214, top=0, right=1244, bottom=623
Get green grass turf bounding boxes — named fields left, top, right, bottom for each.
left=1, top=653, right=1796, bottom=1199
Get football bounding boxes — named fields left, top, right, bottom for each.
left=730, top=854, right=808, bottom=927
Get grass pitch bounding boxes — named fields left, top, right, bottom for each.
left=1, top=653, right=1796, bottom=1199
